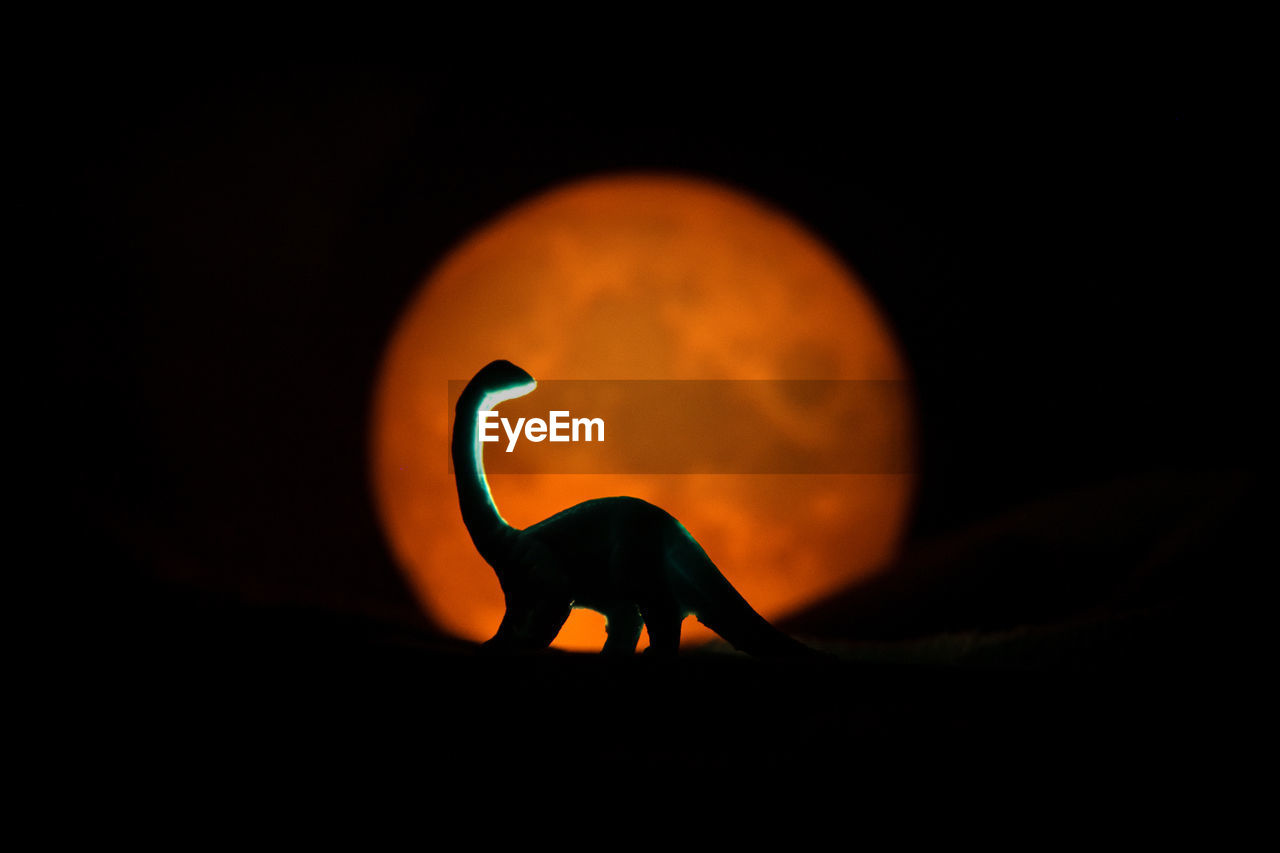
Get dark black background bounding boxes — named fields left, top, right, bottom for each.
left=44, top=44, right=1261, bottom=796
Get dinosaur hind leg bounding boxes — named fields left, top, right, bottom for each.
left=638, top=594, right=683, bottom=655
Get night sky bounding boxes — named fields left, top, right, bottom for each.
left=46, top=49, right=1260, bottom=796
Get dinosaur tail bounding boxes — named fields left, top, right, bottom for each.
left=667, top=523, right=817, bottom=658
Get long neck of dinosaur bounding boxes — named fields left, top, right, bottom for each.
left=451, top=388, right=518, bottom=570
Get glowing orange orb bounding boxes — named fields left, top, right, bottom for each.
left=371, top=174, right=914, bottom=650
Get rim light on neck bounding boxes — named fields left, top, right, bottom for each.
left=473, top=379, right=538, bottom=507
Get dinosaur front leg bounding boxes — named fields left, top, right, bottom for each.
left=522, top=596, right=573, bottom=648
left=602, top=605, right=643, bottom=656
left=482, top=610, right=519, bottom=649
left=484, top=596, right=571, bottom=650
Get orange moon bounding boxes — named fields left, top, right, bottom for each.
left=371, top=174, right=915, bottom=650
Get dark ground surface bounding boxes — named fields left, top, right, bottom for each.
left=61, top=630, right=1239, bottom=817
left=62, top=503, right=1253, bottom=798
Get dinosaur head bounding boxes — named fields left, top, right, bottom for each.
left=462, top=359, right=538, bottom=412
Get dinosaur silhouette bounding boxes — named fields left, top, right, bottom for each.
left=452, top=359, right=815, bottom=656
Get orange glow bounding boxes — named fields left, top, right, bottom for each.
left=370, top=174, right=915, bottom=650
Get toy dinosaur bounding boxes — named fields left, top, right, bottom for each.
left=452, top=359, right=815, bottom=656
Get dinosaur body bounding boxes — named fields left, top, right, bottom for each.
left=452, top=359, right=813, bottom=656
